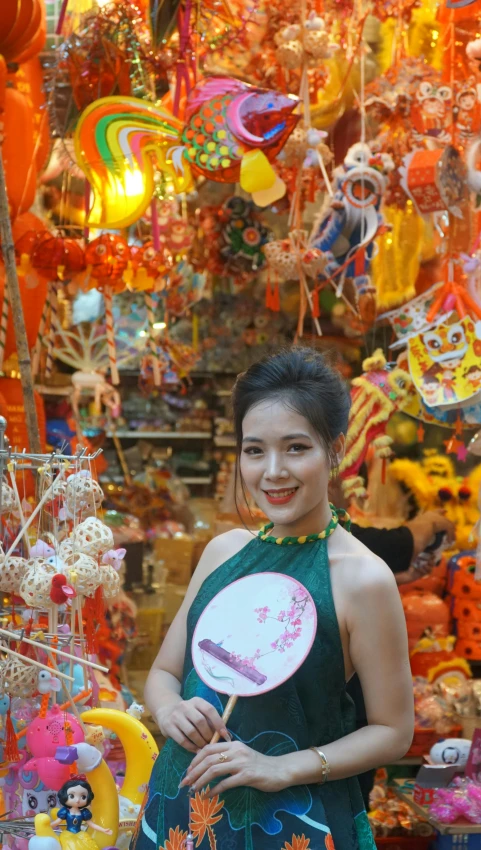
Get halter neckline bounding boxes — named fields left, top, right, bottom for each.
left=258, top=504, right=351, bottom=545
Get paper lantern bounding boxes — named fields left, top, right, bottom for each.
left=83, top=234, right=130, bottom=293
left=127, top=242, right=169, bottom=291
left=18, top=58, right=51, bottom=171
left=65, top=37, right=132, bottom=111
left=2, top=86, right=37, bottom=221
left=0, top=0, right=45, bottom=63
left=16, top=232, right=86, bottom=283
left=400, top=147, right=468, bottom=218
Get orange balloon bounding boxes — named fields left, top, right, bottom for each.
left=0, top=263, right=48, bottom=361
left=2, top=86, right=37, bottom=221
left=14, top=58, right=50, bottom=171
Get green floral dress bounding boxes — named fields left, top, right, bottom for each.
left=131, top=513, right=376, bottom=850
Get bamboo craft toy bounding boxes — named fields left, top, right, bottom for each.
left=0, top=628, right=109, bottom=673
left=0, top=643, right=75, bottom=682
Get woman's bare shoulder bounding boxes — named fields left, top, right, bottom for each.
left=192, top=528, right=254, bottom=583
left=329, top=525, right=397, bottom=592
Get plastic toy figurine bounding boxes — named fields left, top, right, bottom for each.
left=49, top=776, right=112, bottom=850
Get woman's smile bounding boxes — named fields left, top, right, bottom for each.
left=262, top=486, right=299, bottom=505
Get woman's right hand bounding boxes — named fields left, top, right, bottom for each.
left=155, top=696, right=230, bottom=752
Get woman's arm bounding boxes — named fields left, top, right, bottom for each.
left=145, top=529, right=252, bottom=752
left=285, top=559, right=414, bottom=783
left=182, top=555, right=414, bottom=794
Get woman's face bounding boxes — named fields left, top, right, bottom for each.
left=65, top=785, right=89, bottom=809
left=240, top=399, right=339, bottom=528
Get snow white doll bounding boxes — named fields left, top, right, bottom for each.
left=50, top=776, right=112, bottom=850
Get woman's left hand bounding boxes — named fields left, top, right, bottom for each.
left=180, top=741, right=288, bottom=796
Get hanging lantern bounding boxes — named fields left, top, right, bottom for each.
left=15, top=231, right=86, bottom=285
left=17, top=57, right=51, bottom=172
left=64, top=36, right=132, bottom=111
left=127, top=242, right=169, bottom=292
left=82, top=234, right=130, bottom=293
left=0, top=0, right=45, bottom=64
left=2, top=86, right=37, bottom=221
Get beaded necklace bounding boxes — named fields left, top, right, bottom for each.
left=258, top=504, right=351, bottom=545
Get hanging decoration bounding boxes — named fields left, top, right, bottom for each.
left=73, top=77, right=300, bottom=228
left=339, top=350, right=413, bottom=501
left=408, top=316, right=481, bottom=409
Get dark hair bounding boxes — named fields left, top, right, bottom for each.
left=58, top=779, right=94, bottom=808
left=232, top=347, right=351, bottom=465
left=464, top=364, right=481, bottom=376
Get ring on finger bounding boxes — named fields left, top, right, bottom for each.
left=218, top=752, right=228, bottom=763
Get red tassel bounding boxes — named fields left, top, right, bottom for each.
left=312, top=288, right=320, bottom=319
left=265, top=278, right=272, bottom=310
left=94, top=586, right=105, bottom=622
left=266, top=278, right=280, bottom=312
left=5, top=709, right=20, bottom=763
left=83, top=597, right=98, bottom=655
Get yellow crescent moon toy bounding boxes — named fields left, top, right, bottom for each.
left=29, top=710, right=158, bottom=850
left=82, top=708, right=159, bottom=847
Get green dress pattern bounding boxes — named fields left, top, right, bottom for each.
left=131, top=524, right=376, bottom=850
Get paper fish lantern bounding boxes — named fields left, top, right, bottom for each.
left=182, top=76, right=299, bottom=204
left=408, top=316, right=481, bottom=409
left=74, top=78, right=299, bottom=228
left=83, top=234, right=130, bottom=292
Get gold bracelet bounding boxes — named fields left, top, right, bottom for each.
left=309, top=747, right=331, bottom=785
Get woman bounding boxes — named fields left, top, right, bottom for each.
left=133, top=348, right=414, bottom=850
